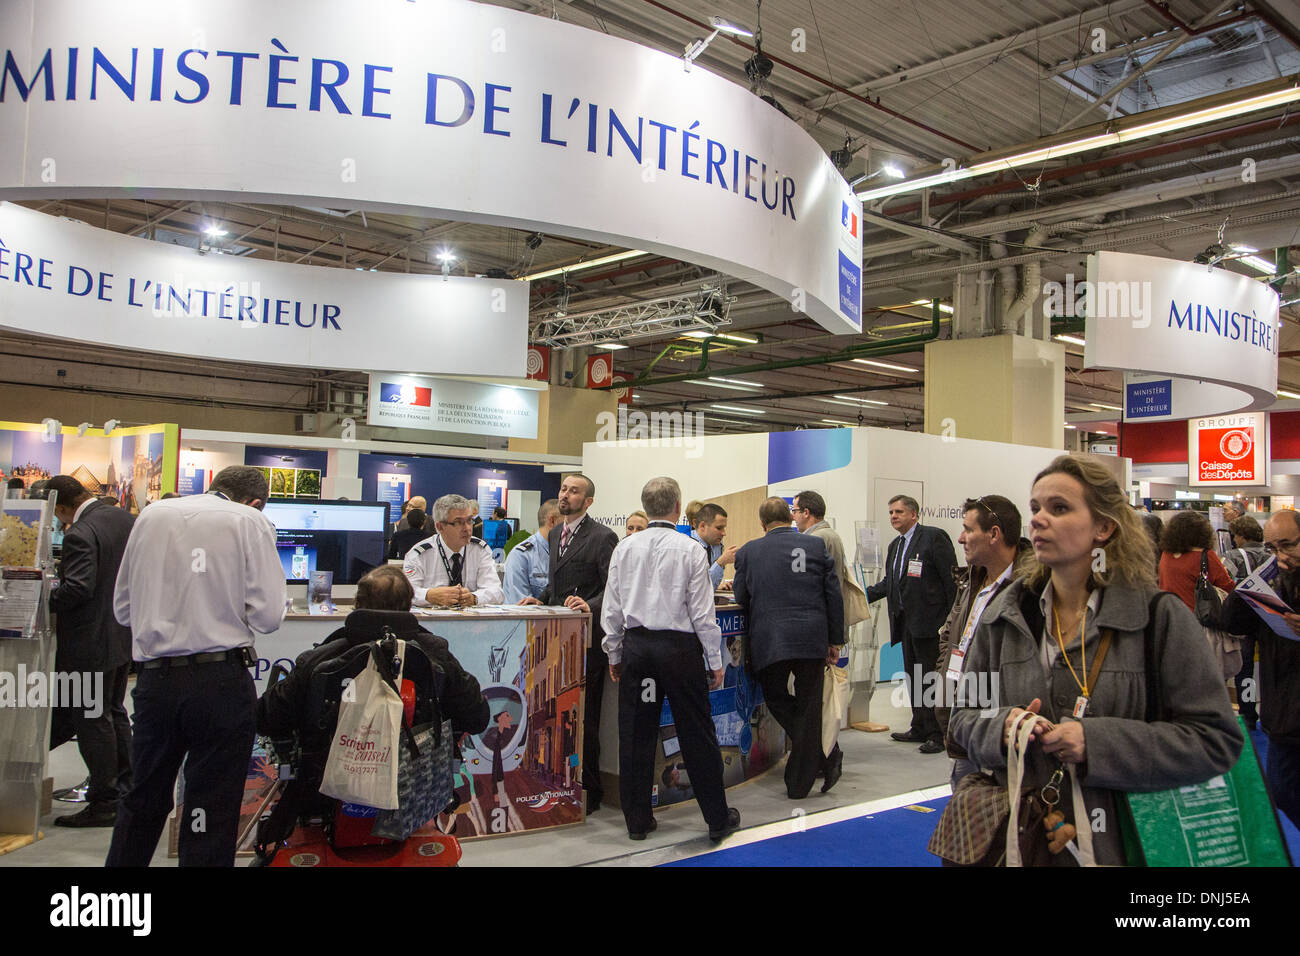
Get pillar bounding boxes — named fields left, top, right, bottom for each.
left=923, top=334, right=1065, bottom=447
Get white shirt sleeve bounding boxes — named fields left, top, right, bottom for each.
left=112, top=528, right=135, bottom=627
left=469, top=542, right=504, bottom=606
left=686, top=548, right=724, bottom=670
left=244, top=515, right=288, bottom=634
left=600, top=549, right=625, bottom=665
left=403, top=545, right=435, bottom=606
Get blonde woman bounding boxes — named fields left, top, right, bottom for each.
left=624, top=510, right=649, bottom=537
left=948, top=455, right=1241, bottom=866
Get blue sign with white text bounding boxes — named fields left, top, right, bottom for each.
left=837, top=250, right=861, bottom=326
left=1126, top=379, right=1173, bottom=419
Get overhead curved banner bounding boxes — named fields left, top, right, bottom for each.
left=0, top=0, right=863, bottom=335
left=1082, top=251, right=1279, bottom=419
left=0, top=202, right=527, bottom=375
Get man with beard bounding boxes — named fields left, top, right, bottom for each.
left=520, top=473, right=618, bottom=812
left=1220, top=508, right=1300, bottom=831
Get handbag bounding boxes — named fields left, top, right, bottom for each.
left=843, top=577, right=869, bottom=627
left=1194, top=550, right=1224, bottom=627
left=1204, top=624, right=1244, bottom=681
left=319, top=640, right=406, bottom=810
left=1119, top=594, right=1292, bottom=867
left=820, top=664, right=850, bottom=757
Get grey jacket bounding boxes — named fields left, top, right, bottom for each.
left=948, top=577, right=1242, bottom=866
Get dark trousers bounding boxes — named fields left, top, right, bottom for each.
left=757, top=659, right=825, bottom=798
left=618, top=628, right=728, bottom=833
left=1265, top=735, right=1300, bottom=832
left=583, top=640, right=608, bottom=805
left=903, top=632, right=941, bottom=742
left=49, top=662, right=132, bottom=806
left=1233, top=634, right=1258, bottom=725
left=106, top=659, right=255, bottom=867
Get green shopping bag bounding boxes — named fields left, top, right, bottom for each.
left=1118, top=717, right=1292, bottom=867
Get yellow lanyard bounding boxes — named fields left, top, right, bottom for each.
left=1052, top=604, right=1089, bottom=699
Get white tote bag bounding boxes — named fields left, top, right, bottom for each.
left=821, top=665, right=850, bottom=757
left=319, top=642, right=405, bottom=810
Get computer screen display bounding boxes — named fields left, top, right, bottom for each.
left=263, top=499, right=389, bottom=585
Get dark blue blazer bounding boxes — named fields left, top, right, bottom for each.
left=865, top=523, right=958, bottom=646
left=732, top=526, right=844, bottom=674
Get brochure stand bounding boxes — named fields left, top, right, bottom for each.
left=848, top=520, right=889, bottom=732
left=0, top=495, right=58, bottom=850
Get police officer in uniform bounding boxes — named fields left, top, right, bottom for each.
left=107, top=466, right=286, bottom=867
left=503, top=498, right=560, bottom=603
left=403, top=493, right=504, bottom=607
left=602, top=476, right=740, bottom=843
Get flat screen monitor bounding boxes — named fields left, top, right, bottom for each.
left=481, top=517, right=518, bottom=552
left=263, top=499, right=389, bottom=585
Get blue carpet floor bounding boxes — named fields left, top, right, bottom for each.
left=666, top=729, right=1298, bottom=867
left=663, top=797, right=948, bottom=867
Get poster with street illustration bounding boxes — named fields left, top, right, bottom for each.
left=436, top=615, right=587, bottom=838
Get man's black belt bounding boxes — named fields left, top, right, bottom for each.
left=140, top=648, right=249, bottom=669
left=626, top=626, right=697, bottom=640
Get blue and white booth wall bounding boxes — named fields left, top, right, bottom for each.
left=581, top=426, right=1066, bottom=697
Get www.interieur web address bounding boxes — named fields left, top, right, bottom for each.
left=1114, top=916, right=1251, bottom=929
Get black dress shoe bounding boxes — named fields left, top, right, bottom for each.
left=586, top=797, right=602, bottom=814
left=708, top=807, right=741, bottom=843
left=53, top=803, right=118, bottom=828
left=918, top=739, right=945, bottom=754
left=821, top=746, right=844, bottom=794
left=628, top=817, right=658, bottom=841
left=890, top=731, right=924, bottom=743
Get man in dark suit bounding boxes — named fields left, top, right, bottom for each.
left=733, top=497, right=845, bottom=798
left=520, top=472, right=618, bottom=811
left=865, top=494, right=958, bottom=754
left=46, top=474, right=136, bottom=827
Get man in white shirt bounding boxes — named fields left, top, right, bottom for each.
left=402, top=494, right=504, bottom=607
left=107, top=466, right=287, bottom=867
left=936, top=495, right=1029, bottom=788
left=602, top=476, right=740, bottom=843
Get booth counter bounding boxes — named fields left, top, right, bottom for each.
left=253, top=603, right=785, bottom=837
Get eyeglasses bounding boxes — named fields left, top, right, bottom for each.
left=441, top=518, right=474, bottom=528
left=1264, top=538, right=1300, bottom=555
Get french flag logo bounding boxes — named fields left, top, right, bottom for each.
left=841, top=201, right=858, bottom=238
left=380, top=383, right=432, bottom=406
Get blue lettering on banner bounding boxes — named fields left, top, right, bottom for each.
left=0, top=42, right=810, bottom=225
left=837, top=250, right=860, bottom=324
left=1125, top=379, right=1172, bottom=419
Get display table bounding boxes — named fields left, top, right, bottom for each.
left=253, top=605, right=591, bottom=839
left=596, top=604, right=786, bottom=811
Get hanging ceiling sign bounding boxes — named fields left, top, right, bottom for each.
left=0, top=202, right=527, bottom=375
left=367, top=372, right=539, bottom=439
left=0, top=0, right=862, bottom=335
left=1188, top=412, right=1270, bottom=487
left=1082, top=251, right=1279, bottom=420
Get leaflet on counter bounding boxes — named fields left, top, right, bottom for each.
left=0, top=574, right=42, bottom=638
left=1234, top=556, right=1300, bottom=641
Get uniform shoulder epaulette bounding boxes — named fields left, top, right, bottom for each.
left=410, top=540, right=433, bottom=556
left=471, top=536, right=491, bottom=549
left=516, top=539, right=534, bottom=552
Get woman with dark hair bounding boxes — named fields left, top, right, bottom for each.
left=948, top=455, right=1241, bottom=866
left=1157, top=511, right=1234, bottom=612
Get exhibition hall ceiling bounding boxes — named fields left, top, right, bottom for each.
left=7, top=0, right=1300, bottom=438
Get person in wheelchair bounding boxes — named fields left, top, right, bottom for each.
left=256, top=566, right=490, bottom=817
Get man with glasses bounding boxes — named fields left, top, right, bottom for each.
left=403, top=493, right=504, bottom=607
left=1220, top=509, right=1300, bottom=831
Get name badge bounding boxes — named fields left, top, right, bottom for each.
left=907, top=558, right=923, bottom=577
left=945, top=648, right=966, bottom=682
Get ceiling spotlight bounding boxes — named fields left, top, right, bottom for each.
left=103, top=419, right=119, bottom=436
left=76, top=422, right=91, bottom=437
left=683, top=16, right=754, bottom=71
left=830, top=138, right=855, bottom=172
left=525, top=233, right=544, bottom=251
left=203, top=224, right=227, bottom=237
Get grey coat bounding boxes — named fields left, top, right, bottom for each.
left=948, top=577, right=1242, bottom=866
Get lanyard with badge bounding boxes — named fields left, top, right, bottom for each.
left=1052, top=604, right=1115, bottom=718
left=560, top=515, right=585, bottom=557
left=946, top=580, right=997, bottom=681
left=435, top=536, right=462, bottom=586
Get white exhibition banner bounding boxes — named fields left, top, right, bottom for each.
left=1187, top=412, right=1270, bottom=487
left=0, top=0, right=863, bottom=335
left=0, top=202, right=527, bottom=375
left=1083, top=251, right=1279, bottom=418
left=367, top=372, right=539, bottom=439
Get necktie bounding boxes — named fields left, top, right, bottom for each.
left=449, top=552, right=463, bottom=586
left=561, top=524, right=573, bottom=555
left=896, top=536, right=906, bottom=581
